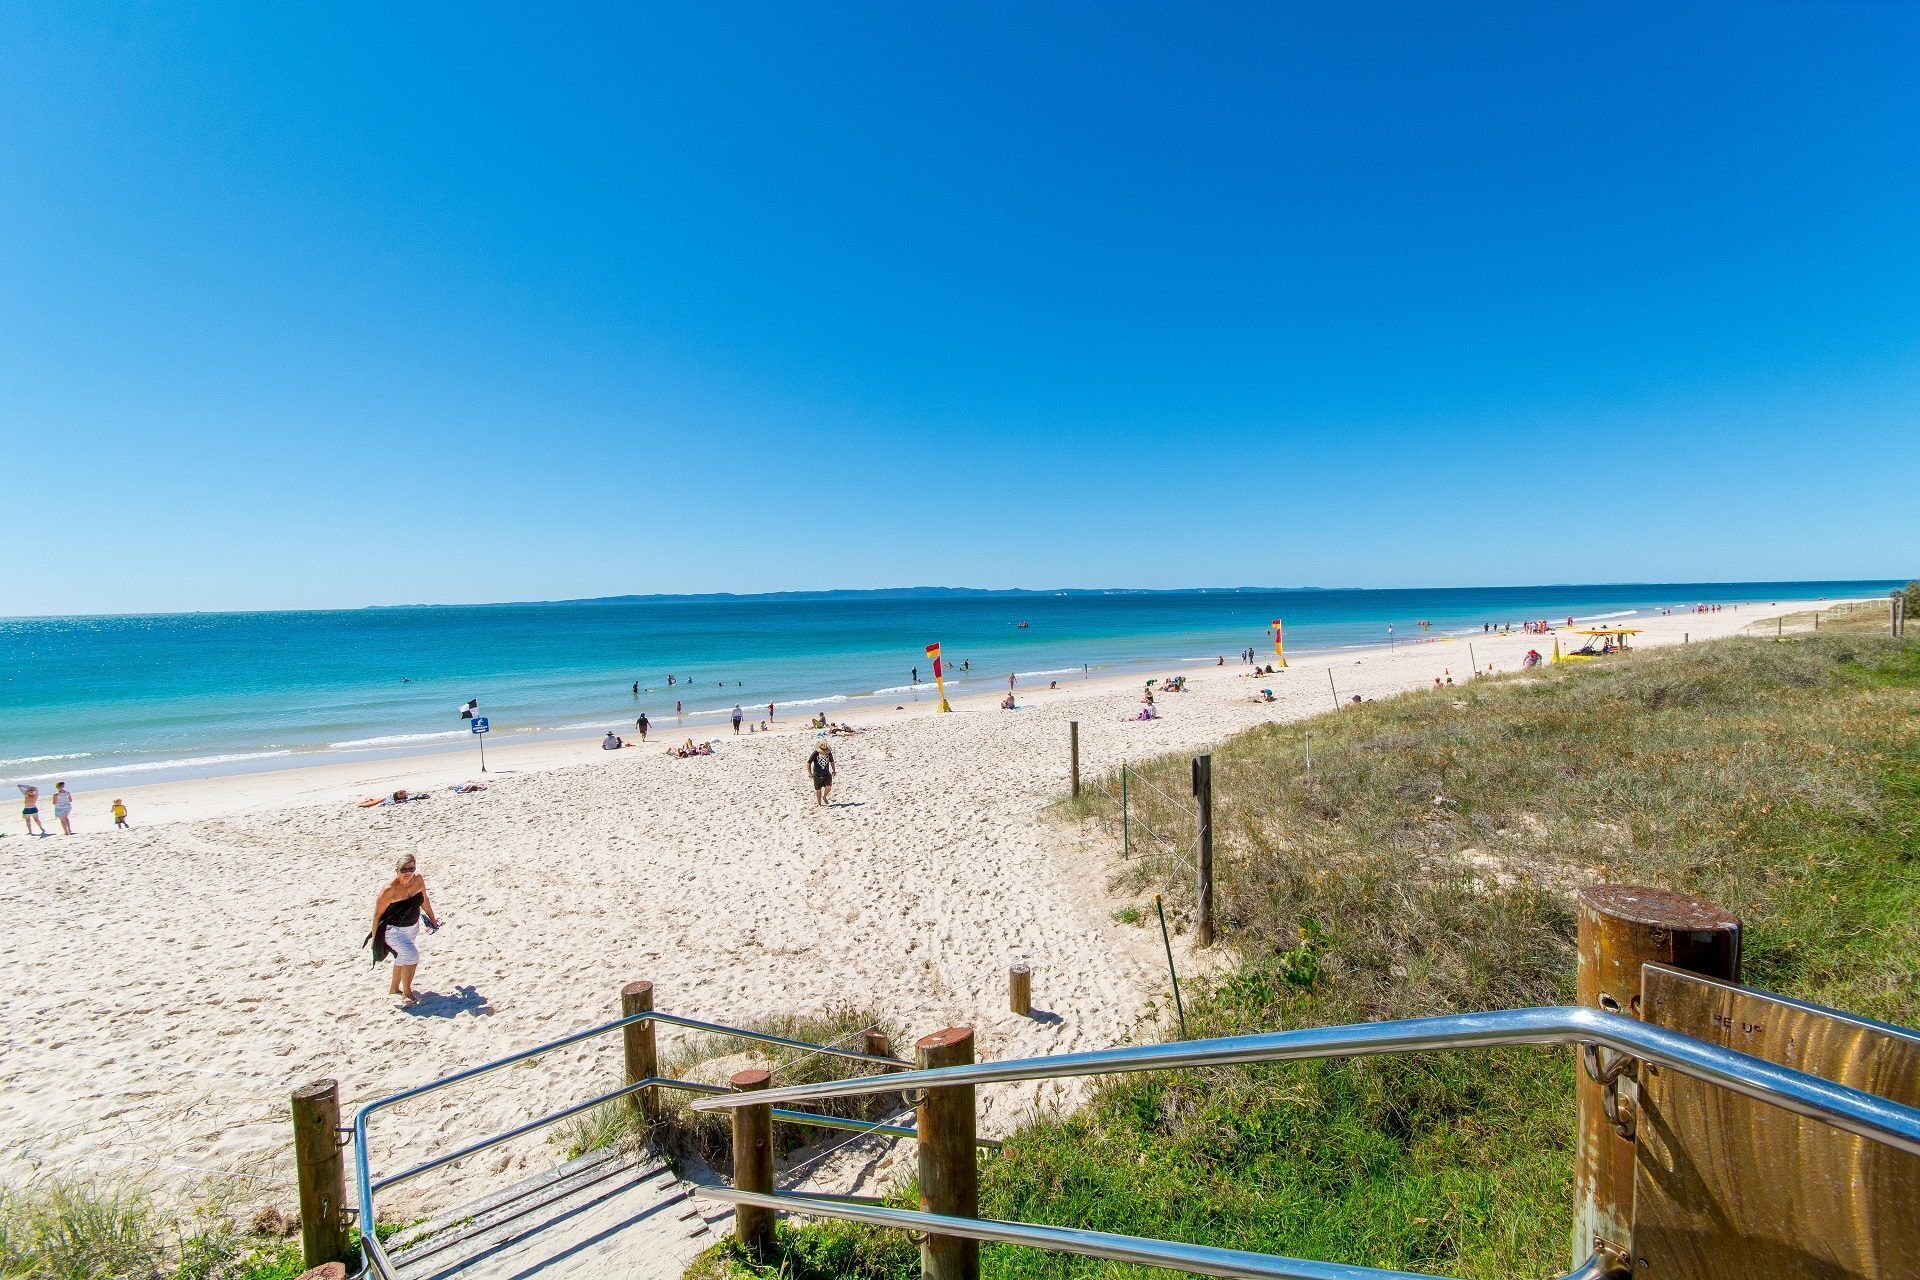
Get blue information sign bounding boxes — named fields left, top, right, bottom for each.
left=470, top=716, right=490, bottom=734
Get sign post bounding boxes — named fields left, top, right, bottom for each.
left=471, top=716, right=490, bottom=771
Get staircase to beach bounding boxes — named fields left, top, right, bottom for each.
left=377, top=1148, right=730, bottom=1280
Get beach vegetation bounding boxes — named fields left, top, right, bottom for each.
left=554, top=1004, right=907, bottom=1177
left=0, top=1174, right=378, bottom=1280
left=697, top=622, right=1920, bottom=1280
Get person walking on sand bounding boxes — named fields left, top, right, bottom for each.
left=805, top=740, right=836, bottom=806
left=636, top=712, right=649, bottom=742
left=19, top=785, right=48, bottom=836
left=732, top=704, right=744, bottom=734
left=367, top=855, right=440, bottom=1004
left=767, top=701, right=774, bottom=722
left=112, top=798, right=130, bottom=828
left=52, top=782, right=74, bottom=834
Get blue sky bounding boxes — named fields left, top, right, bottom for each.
left=3, top=4, right=1916, bottom=615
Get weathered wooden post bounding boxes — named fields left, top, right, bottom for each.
left=916, top=1028, right=979, bottom=1280
left=1192, top=753, right=1215, bottom=947
left=730, top=1068, right=775, bottom=1258
left=1572, top=885, right=1740, bottom=1271
left=621, top=980, right=660, bottom=1122
left=1008, top=963, right=1032, bottom=1017
left=291, top=1079, right=351, bottom=1269
left=1069, top=721, right=1080, bottom=798
left=863, top=1028, right=892, bottom=1062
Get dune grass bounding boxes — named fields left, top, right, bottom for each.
left=695, top=620, right=1920, bottom=1280
left=0, top=1176, right=321, bottom=1280
left=553, top=1004, right=907, bottom=1176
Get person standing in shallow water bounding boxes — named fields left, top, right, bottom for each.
left=368, top=855, right=440, bottom=1004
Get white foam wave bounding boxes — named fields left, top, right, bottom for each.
left=328, top=730, right=468, bottom=749
left=49, top=750, right=297, bottom=780
left=0, top=752, right=92, bottom=768
left=1015, top=667, right=1086, bottom=679
left=872, top=684, right=932, bottom=695
left=1576, top=609, right=1639, bottom=622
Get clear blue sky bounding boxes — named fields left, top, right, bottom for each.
left=3, top=4, right=1916, bottom=615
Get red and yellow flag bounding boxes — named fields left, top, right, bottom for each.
left=925, top=642, right=943, bottom=679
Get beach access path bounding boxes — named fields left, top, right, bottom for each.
left=0, top=602, right=1804, bottom=1219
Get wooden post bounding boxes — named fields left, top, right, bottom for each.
left=1192, top=753, right=1215, bottom=948
left=863, top=1028, right=892, bottom=1062
left=291, top=1079, right=350, bottom=1270
left=1008, top=963, right=1032, bottom=1017
left=916, top=1028, right=979, bottom=1280
left=1328, top=668, right=1340, bottom=711
left=1069, top=721, right=1080, bottom=798
left=1572, top=885, right=1740, bottom=1270
left=621, top=980, right=659, bottom=1123
left=730, top=1068, right=775, bottom=1257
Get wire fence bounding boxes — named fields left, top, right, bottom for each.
left=1081, top=760, right=1204, bottom=932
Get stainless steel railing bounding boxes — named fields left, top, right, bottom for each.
left=348, top=1009, right=913, bottom=1279
left=685, top=1004, right=1920, bottom=1280
left=688, top=1004, right=1920, bottom=1157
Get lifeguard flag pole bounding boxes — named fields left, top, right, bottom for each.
left=1270, top=619, right=1288, bottom=667
left=926, top=642, right=952, bottom=712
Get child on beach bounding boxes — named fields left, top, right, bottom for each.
left=112, top=799, right=130, bottom=828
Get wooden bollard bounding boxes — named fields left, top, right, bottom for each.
left=917, top=1028, right=979, bottom=1280
left=1009, top=963, right=1032, bottom=1017
left=863, top=1028, right=893, bottom=1063
left=1069, top=721, right=1080, bottom=798
left=291, top=1079, right=351, bottom=1269
left=1572, top=885, right=1740, bottom=1270
left=621, top=981, right=660, bottom=1122
left=1192, top=753, right=1215, bottom=948
left=730, top=1069, right=775, bottom=1258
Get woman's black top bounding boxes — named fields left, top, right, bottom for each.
left=385, top=891, right=423, bottom=928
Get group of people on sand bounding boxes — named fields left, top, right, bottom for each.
left=17, top=782, right=127, bottom=835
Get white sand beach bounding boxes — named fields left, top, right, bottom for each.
left=0, top=603, right=1813, bottom=1220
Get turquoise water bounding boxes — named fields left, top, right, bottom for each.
left=0, top=581, right=1896, bottom=790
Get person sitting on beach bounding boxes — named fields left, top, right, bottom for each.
left=1135, top=705, right=1158, bottom=720
left=1000, top=693, right=1016, bottom=710
left=603, top=731, right=624, bottom=750
left=366, top=855, right=440, bottom=1005
left=1253, top=688, right=1275, bottom=703
left=811, top=712, right=829, bottom=729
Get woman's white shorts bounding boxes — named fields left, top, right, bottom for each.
left=385, top=923, right=420, bottom=966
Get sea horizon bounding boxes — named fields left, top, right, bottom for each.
left=1, top=577, right=1900, bottom=792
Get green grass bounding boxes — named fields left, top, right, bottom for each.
left=0, top=1177, right=332, bottom=1280
left=698, top=625, right=1920, bottom=1280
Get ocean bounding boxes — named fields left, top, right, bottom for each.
left=0, top=580, right=1897, bottom=791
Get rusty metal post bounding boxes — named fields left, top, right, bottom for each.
left=1573, top=885, right=1740, bottom=1270
left=1192, top=753, right=1215, bottom=947
left=621, top=980, right=660, bottom=1123
left=291, top=1079, right=350, bottom=1269
left=730, top=1068, right=775, bottom=1257
left=1069, top=721, right=1080, bottom=798
left=916, top=1027, right=978, bottom=1280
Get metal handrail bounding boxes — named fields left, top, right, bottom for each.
left=349, top=1009, right=911, bottom=1279
left=697, top=1187, right=1625, bottom=1280
left=689, top=1004, right=1920, bottom=1158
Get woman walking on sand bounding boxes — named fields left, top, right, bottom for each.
left=367, top=855, right=440, bottom=1004
left=52, top=782, right=74, bottom=834
left=805, top=741, right=836, bottom=806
